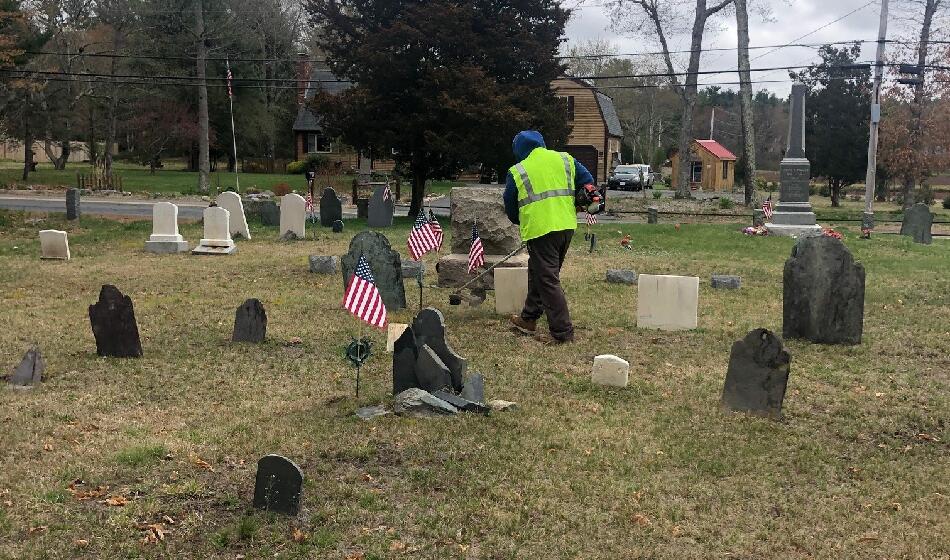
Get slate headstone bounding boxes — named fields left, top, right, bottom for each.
left=900, top=203, right=933, bottom=244
left=319, top=187, right=342, bottom=227
left=721, top=328, right=791, bottom=419
left=783, top=236, right=865, bottom=345
left=88, top=285, right=143, bottom=358
left=401, top=260, right=424, bottom=282
left=710, top=275, right=741, bottom=289
left=9, top=346, right=44, bottom=388
left=341, top=231, right=406, bottom=310
left=66, top=188, right=80, bottom=220
left=367, top=185, right=394, bottom=228
left=392, top=325, right=419, bottom=395
left=355, top=405, right=392, bottom=421
left=606, top=269, right=637, bottom=285
left=411, top=308, right=466, bottom=392
left=259, top=201, right=280, bottom=226
left=253, top=454, right=303, bottom=515
left=415, top=344, right=454, bottom=393
left=459, top=373, right=485, bottom=404
left=432, top=390, right=490, bottom=414
left=232, top=298, right=267, bottom=343
left=331, top=220, right=344, bottom=233
left=393, top=388, right=458, bottom=416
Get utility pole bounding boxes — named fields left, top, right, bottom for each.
left=863, top=0, right=890, bottom=232
left=195, top=0, right=210, bottom=194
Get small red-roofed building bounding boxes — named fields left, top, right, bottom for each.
left=670, top=139, right=737, bottom=191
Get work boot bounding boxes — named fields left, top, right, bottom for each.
left=534, top=331, right=574, bottom=345
left=509, top=315, right=536, bottom=335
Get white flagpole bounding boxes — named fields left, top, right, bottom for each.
left=226, top=57, right=240, bottom=191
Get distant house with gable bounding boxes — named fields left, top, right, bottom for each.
left=670, top=139, right=737, bottom=191
left=551, top=76, right=624, bottom=185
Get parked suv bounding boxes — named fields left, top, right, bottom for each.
left=608, top=164, right=653, bottom=191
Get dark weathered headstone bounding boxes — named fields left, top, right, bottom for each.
left=259, top=201, right=280, bottom=226
left=606, top=269, right=637, bottom=285
left=647, top=207, right=658, bottom=224
left=401, top=260, right=424, bottom=281
left=368, top=186, right=394, bottom=228
left=710, top=275, right=741, bottom=289
left=392, top=326, right=419, bottom=395
left=309, top=255, right=339, bottom=274
left=783, top=236, right=865, bottom=345
left=721, top=329, right=791, bottom=419
left=319, top=187, right=342, bottom=227
left=341, top=231, right=406, bottom=310
left=331, top=220, right=344, bottom=233
left=232, top=299, right=267, bottom=343
left=752, top=209, right=765, bottom=227
left=355, top=198, right=369, bottom=220
left=432, top=389, right=491, bottom=414
left=459, top=373, right=485, bottom=404
left=415, top=344, right=454, bottom=393
left=10, top=346, right=44, bottom=388
left=411, top=308, right=466, bottom=392
left=66, top=188, right=80, bottom=220
left=253, top=454, right=303, bottom=515
left=900, top=203, right=933, bottom=245
left=393, top=388, right=458, bottom=416
left=88, top=285, right=143, bottom=358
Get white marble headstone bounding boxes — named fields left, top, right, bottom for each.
left=39, top=230, right=70, bottom=260
left=279, top=193, right=306, bottom=239
left=192, top=206, right=236, bottom=254
left=150, top=202, right=184, bottom=242
left=216, top=191, right=251, bottom=240
left=494, top=267, right=529, bottom=315
left=637, top=274, right=699, bottom=330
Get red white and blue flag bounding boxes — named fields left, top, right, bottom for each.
left=763, top=195, right=773, bottom=220
left=225, top=59, right=234, bottom=98
left=586, top=212, right=597, bottom=225
left=468, top=222, right=484, bottom=274
left=343, top=255, right=387, bottom=328
left=304, top=191, right=315, bottom=220
left=407, top=211, right=439, bottom=261
left=428, top=210, right=443, bottom=250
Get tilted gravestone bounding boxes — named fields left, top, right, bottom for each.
left=392, top=326, right=419, bottom=395
left=341, top=231, right=406, bottom=310
left=900, top=203, right=933, bottom=245
left=88, top=285, right=143, bottom=358
left=319, top=187, right=342, bottom=227
left=411, top=308, right=466, bottom=392
left=721, top=328, right=791, bottom=419
left=10, top=346, right=45, bottom=388
left=253, top=454, right=303, bottom=515
left=217, top=191, right=251, bottom=240
left=66, top=188, right=80, bottom=220
left=232, top=299, right=266, bottom=343
left=416, top=345, right=454, bottom=393
left=783, top=236, right=865, bottom=345
left=367, top=185, right=394, bottom=228
left=392, top=308, right=468, bottom=395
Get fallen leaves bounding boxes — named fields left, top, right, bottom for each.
left=190, top=454, right=213, bottom=471
left=103, top=495, right=129, bottom=507
left=67, top=480, right=109, bottom=501
left=139, top=523, right=167, bottom=544
left=389, top=540, right=407, bottom=552
left=28, top=525, right=48, bottom=534
left=916, top=433, right=940, bottom=442
left=74, top=539, right=89, bottom=548
left=291, top=527, right=308, bottom=543
left=632, top=513, right=651, bottom=527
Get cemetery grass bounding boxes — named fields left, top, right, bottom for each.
left=0, top=210, right=948, bottom=559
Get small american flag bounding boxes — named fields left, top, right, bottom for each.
left=586, top=212, right=597, bottom=225
left=762, top=195, right=773, bottom=220
left=225, top=58, right=234, bottom=98
left=428, top=210, right=443, bottom=250
left=407, top=211, right=439, bottom=261
left=468, top=222, right=484, bottom=274
left=383, top=186, right=392, bottom=201
left=304, top=192, right=315, bottom=220
left=343, top=255, right=387, bottom=328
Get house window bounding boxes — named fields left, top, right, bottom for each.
left=722, top=160, right=729, bottom=180
left=691, top=161, right=703, bottom=183
left=306, top=133, right=331, bottom=154
left=564, top=96, right=575, bottom=121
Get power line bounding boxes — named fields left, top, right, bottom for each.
left=750, top=0, right=879, bottom=63
left=23, top=50, right=326, bottom=64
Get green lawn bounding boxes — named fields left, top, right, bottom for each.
left=0, top=211, right=947, bottom=558
left=0, top=161, right=462, bottom=199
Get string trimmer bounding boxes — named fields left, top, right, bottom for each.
left=448, top=243, right=527, bottom=306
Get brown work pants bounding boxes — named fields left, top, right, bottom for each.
left=521, top=229, right=574, bottom=341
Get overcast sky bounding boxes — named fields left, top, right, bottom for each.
left=564, top=0, right=893, bottom=97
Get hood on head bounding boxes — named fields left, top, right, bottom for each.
left=512, top=130, right=545, bottom=161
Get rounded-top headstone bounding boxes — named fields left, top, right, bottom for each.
left=341, top=231, right=406, bottom=310
left=721, top=328, right=791, bottom=419
left=253, top=454, right=303, bottom=515
left=88, top=285, right=143, bottom=358
left=900, top=203, right=933, bottom=245
left=232, top=298, right=267, bottom=343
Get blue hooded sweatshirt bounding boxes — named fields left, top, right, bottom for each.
left=503, top=130, right=594, bottom=224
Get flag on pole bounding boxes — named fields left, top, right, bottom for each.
left=304, top=192, right=315, bottom=220
left=468, top=222, right=484, bottom=274
left=343, top=255, right=387, bottom=328
left=762, top=195, right=773, bottom=220
left=586, top=212, right=597, bottom=225
left=428, top=210, right=443, bottom=250
left=225, top=59, right=234, bottom=98
left=407, top=211, right=439, bottom=261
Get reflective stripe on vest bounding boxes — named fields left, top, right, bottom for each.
left=513, top=153, right=574, bottom=208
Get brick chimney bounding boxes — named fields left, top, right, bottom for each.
left=296, top=52, right=312, bottom=105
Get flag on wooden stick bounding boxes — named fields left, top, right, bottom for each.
left=343, top=255, right=387, bottom=328
left=468, top=221, right=484, bottom=274
left=428, top=210, right=443, bottom=250
left=407, top=211, right=439, bottom=261
left=762, top=195, right=774, bottom=220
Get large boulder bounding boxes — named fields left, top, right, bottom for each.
left=449, top=187, right=521, bottom=254
left=436, top=253, right=529, bottom=289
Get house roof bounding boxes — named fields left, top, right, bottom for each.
left=292, top=66, right=352, bottom=132
left=695, top=139, right=737, bottom=160
left=595, top=91, right=623, bottom=137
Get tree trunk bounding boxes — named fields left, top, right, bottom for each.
left=903, top=0, right=939, bottom=209
left=831, top=179, right=841, bottom=208
left=195, top=0, right=211, bottom=193
left=87, top=103, right=98, bottom=164
left=409, top=156, right=428, bottom=218
left=735, top=0, right=757, bottom=206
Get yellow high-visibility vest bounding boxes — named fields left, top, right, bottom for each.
left=509, top=147, right=578, bottom=241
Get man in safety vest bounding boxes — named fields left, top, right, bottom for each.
left=503, top=130, right=595, bottom=344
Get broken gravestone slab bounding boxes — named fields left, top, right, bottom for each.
left=710, top=275, right=741, bottom=289
left=392, top=326, right=419, bottom=395
left=606, top=269, right=637, bottom=285
left=411, top=308, right=466, bottom=392
left=393, top=388, right=458, bottom=416
left=416, top=344, right=454, bottom=393
left=355, top=405, right=392, bottom=421
left=232, top=299, right=267, bottom=343
left=253, top=454, right=303, bottom=515
left=721, top=328, right=791, bottom=419
left=432, top=390, right=490, bottom=414
left=88, top=285, right=143, bottom=358
left=309, top=255, right=339, bottom=274
left=9, top=346, right=45, bottom=389
left=459, top=373, right=485, bottom=404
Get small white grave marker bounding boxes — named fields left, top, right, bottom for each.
left=591, top=354, right=629, bottom=387
left=192, top=206, right=236, bottom=255
left=39, top=230, right=70, bottom=260
left=145, top=202, right=189, bottom=253
left=493, top=267, right=529, bottom=315
left=637, top=274, right=699, bottom=330
left=279, top=194, right=306, bottom=240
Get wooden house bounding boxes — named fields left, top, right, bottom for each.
left=551, top=77, right=623, bottom=185
left=670, top=139, right=736, bottom=191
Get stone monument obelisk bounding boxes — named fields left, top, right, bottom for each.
left=766, top=83, right=822, bottom=237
